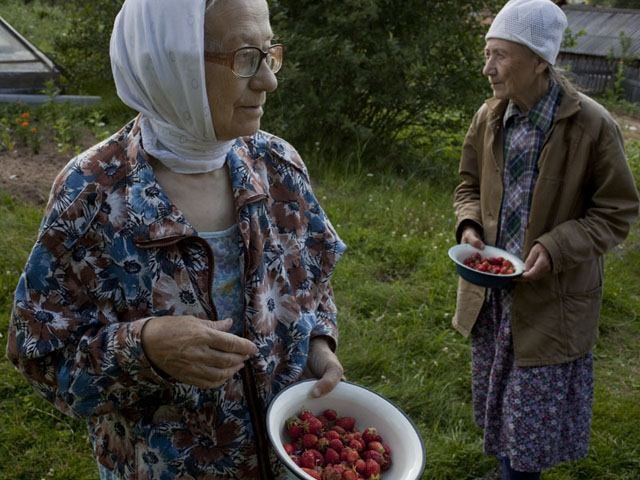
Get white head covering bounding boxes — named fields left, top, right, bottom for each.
left=486, top=0, right=568, bottom=65
left=110, top=0, right=234, bottom=173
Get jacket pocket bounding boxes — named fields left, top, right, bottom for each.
left=561, top=285, right=602, bottom=357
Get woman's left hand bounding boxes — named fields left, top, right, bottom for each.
left=521, top=243, right=552, bottom=281
left=305, top=337, right=344, bottom=398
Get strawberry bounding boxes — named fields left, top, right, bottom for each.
left=349, top=438, right=364, bottom=452
left=321, top=465, right=342, bottom=480
left=331, top=425, right=346, bottom=435
left=363, top=458, right=381, bottom=479
left=328, top=438, right=344, bottom=452
left=299, top=450, right=318, bottom=469
left=335, top=416, right=356, bottom=432
left=340, top=447, right=360, bottom=464
left=302, top=433, right=319, bottom=449
left=299, top=409, right=315, bottom=421
left=324, top=430, right=341, bottom=441
left=284, top=442, right=296, bottom=455
left=301, top=467, right=321, bottom=480
left=286, top=417, right=305, bottom=439
left=354, top=458, right=366, bottom=475
left=366, top=441, right=385, bottom=455
left=341, top=470, right=358, bottom=480
left=317, top=436, right=330, bottom=452
left=361, top=427, right=381, bottom=444
left=323, top=408, right=338, bottom=421
left=362, top=450, right=384, bottom=465
left=307, top=416, right=324, bottom=435
left=324, top=447, right=340, bottom=465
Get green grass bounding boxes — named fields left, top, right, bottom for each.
left=1, top=142, right=639, bottom=478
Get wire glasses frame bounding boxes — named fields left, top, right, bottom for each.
left=204, top=44, right=284, bottom=78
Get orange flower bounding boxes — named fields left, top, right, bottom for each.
left=21, top=121, right=29, bottom=128
left=21, top=112, right=30, bottom=119
left=31, top=127, right=38, bottom=134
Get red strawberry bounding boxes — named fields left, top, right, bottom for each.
left=328, top=438, right=344, bottom=452
left=341, top=470, right=358, bottom=480
left=335, top=416, right=356, bottom=432
left=366, top=441, right=385, bottom=455
left=301, top=467, right=321, bottom=480
left=302, top=433, right=319, bottom=449
left=321, top=465, right=342, bottom=480
left=349, top=438, right=364, bottom=452
left=309, top=448, right=325, bottom=467
left=364, top=458, right=381, bottom=479
left=354, top=458, right=366, bottom=475
left=307, top=417, right=324, bottom=435
left=324, top=447, right=340, bottom=465
left=323, top=408, right=338, bottom=421
left=340, top=447, right=360, bottom=464
left=361, top=427, right=381, bottom=444
left=317, top=415, right=330, bottom=427
left=298, top=409, right=315, bottom=421
left=317, top=436, right=330, bottom=452
left=331, top=425, right=346, bottom=435
left=286, top=417, right=305, bottom=439
left=299, top=450, right=318, bottom=469
left=284, top=442, right=296, bottom=455
left=324, top=430, right=341, bottom=441
left=362, top=450, right=384, bottom=465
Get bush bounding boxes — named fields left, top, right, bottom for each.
left=264, top=0, right=499, bottom=168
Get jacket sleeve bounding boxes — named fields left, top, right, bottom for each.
left=453, top=108, right=485, bottom=242
left=536, top=113, right=640, bottom=273
left=6, top=163, right=168, bottom=420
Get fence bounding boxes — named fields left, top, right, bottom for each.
left=557, top=52, right=640, bottom=103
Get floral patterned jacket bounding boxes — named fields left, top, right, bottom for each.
left=7, top=119, right=346, bottom=479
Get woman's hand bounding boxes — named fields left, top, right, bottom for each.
left=521, top=243, right=552, bottom=281
left=141, top=316, right=257, bottom=388
left=305, top=337, right=344, bottom=398
left=461, top=225, right=485, bottom=249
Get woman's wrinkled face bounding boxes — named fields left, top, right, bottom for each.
left=204, top=0, right=277, bottom=140
left=482, top=39, right=544, bottom=105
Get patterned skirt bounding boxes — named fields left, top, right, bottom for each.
left=471, top=289, right=593, bottom=472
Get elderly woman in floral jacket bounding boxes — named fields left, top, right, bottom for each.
left=7, top=0, right=345, bottom=478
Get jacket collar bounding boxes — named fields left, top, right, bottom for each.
left=124, top=117, right=269, bottom=246
left=485, top=79, right=582, bottom=126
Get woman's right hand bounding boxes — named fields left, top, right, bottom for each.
left=461, top=225, right=485, bottom=249
left=141, top=316, right=258, bottom=388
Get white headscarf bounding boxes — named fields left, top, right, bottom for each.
left=110, top=0, right=234, bottom=173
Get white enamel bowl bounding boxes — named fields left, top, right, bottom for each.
left=266, top=379, right=426, bottom=480
left=448, top=243, right=525, bottom=288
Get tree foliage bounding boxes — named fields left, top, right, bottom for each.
left=264, top=0, right=500, bottom=163
left=50, top=0, right=502, bottom=166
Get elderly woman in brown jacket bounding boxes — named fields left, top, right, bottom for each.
left=452, top=1, right=639, bottom=479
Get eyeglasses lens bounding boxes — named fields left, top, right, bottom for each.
left=233, top=46, right=283, bottom=77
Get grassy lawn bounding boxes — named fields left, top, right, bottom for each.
left=1, top=141, right=639, bottom=478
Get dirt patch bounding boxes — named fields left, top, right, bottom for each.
left=1, top=112, right=639, bottom=208
left=0, top=134, right=96, bottom=207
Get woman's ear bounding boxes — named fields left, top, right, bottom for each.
left=534, top=57, right=549, bottom=76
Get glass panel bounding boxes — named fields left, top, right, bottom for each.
left=0, top=25, right=38, bottom=62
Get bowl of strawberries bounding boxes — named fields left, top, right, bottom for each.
left=448, top=243, right=525, bottom=288
left=266, top=379, right=425, bottom=480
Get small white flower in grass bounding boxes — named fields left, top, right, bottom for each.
left=366, top=173, right=374, bottom=177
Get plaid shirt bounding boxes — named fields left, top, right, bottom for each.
left=498, top=80, right=562, bottom=257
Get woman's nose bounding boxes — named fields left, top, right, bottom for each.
left=250, top=61, right=278, bottom=93
left=482, top=60, right=494, bottom=77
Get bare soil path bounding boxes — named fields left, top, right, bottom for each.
left=1, top=113, right=639, bottom=208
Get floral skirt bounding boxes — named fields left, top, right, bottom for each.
left=471, top=289, right=593, bottom=472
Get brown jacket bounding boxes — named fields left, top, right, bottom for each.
left=453, top=84, right=639, bottom=367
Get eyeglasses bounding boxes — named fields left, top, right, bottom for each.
left=204, top=44, right=284, bottom=78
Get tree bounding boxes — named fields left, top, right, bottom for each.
left=264, top=0, right=501, bottom=164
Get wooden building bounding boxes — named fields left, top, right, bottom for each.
left=0, top=16, right=59, bottom=94
left=557, top=5, right=640, bottom=102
